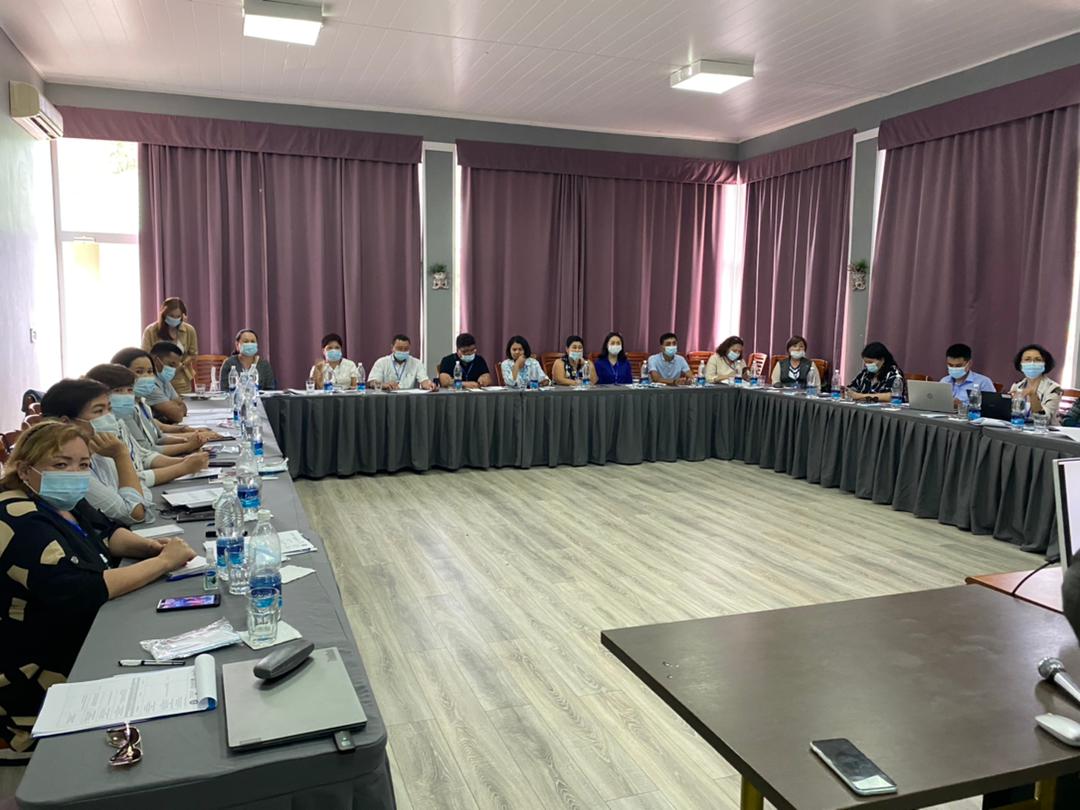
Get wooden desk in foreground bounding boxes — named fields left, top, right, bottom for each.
left=965, top=567, right=1064, bottom=613
left=601, top=587, right=1080, bottom=810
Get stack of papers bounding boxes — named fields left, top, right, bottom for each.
left=166, top=555, right=210, bottom=580
left=134, top=523, right=184, bottom=539
left=162, top=487, right=222, bottom=509
left=278, top=530, right=317, bottom=557
left=173, top=468, right=221, bottom=482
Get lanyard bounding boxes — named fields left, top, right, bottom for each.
left=394, top=359, right=408, bottom=384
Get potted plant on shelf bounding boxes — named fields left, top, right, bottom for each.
left=429, top=262, right=449, bottom=290
left=847, top=259, right=869, bottom=291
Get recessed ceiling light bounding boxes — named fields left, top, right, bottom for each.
left=670, top=59, right=754, bottom=95
left=243, top=0, right=323, bottom=46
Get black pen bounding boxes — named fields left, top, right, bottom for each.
left=118, top=659, right=187, bottom=667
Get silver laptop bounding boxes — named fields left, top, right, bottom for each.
left=907, top=380, right=955, bottom=413
left=222, top=646, right=367, bottom=751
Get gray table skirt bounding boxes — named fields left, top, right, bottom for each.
left=263, top=386, right=1080, bottom=558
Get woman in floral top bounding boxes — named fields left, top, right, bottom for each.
left=847, top=341, right=906, bottom=403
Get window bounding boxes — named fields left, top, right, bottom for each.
left=54, top=139, right=140, bottom=377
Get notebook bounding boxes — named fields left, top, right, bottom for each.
left=222, top=646, right=366, bottom=751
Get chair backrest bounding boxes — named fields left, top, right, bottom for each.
left=0, top=429, right=23, bottom=464
left=540, top=352, right=563, bottom=380
left=687, top=351, right=713, bottom=373
left=194, top=355, right=228, bottom=388
left=493, top=360, right=505, bottom=386
left=906, top=373, right=930, bottom=382
left=748, top=352, right=767, bottom=377
left=767, top=354, right=786, bottom=380
left=625, top=352, right=650, bottom=380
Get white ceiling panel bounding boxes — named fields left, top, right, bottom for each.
left=1, top=0, right=1078, bottom=142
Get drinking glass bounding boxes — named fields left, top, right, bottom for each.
left=1033, top=413, right=1050, bottom=433
left=305, top=379, right=315, bottom=394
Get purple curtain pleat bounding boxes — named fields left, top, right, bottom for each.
left=582, top=177, right=725, bottom=354
left=868, top=105, right=1079, bottom=385
left=460, top=167, right=727, bottom=357
left=140, top=144, right=421, bottom=387
left=739, top=158, right=852, bottom=365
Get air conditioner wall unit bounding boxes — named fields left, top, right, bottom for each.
left=9, top=81, right=64, bottom=140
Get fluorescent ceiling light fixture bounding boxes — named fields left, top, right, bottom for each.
left=670, top=59, right=754, bottom=95
left=243, top=0, right=323, bottom=46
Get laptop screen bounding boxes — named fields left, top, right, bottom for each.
left=1054, top=458, right=1080, bottom=569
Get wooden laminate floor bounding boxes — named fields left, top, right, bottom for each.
left=296, top=458, right=1039, bottom=810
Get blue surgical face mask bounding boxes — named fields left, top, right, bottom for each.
left=110, top=394, right=136, bottom=419
left=663, top=345, right=678, bottom=358
left=864, top=362, right=880, bottom=375
left=240, top=343, right=259, bottom=357
left=393, top=351, right=410, bottom=363
left=460, top=353, right=476, bottom=364
left=134, top=376, right=158, bottom=398
left=568, top=350, right=583, bottom=362
left=1022, top=362, right=1045, bottom=379
left=90, top=413, right=120, bottom=435
left=727, top=350, right=741, bottom=362
left=159, top=365, right=177, bottom=382
left=325, top=349, right=342, bottom=362
left=164, top=315, right=183, bottom=328
left=33, top=469, right=92, bottom=511
left=947, top=366, right=967, bottom=380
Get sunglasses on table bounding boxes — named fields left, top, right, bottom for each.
left=105, top=722, right=143, bottom=767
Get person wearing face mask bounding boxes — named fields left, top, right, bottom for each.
left=220, top=329, right=277, bottom=390
left=553, top=335, right=598, bottom=386
left=500, top=335, right=549, bottom=389
left=938, top=343, right=995, bottom=407
left=40, top=379, right=154, bottom=525
left=0, top=421, right=196, bottom=759
left=1009, top=343, right=1063, bottom=424
left=770, top=335, right=821, bottom=389
left=84, top=364, right=210, bottom=487
left=595, top=331, right=633, bottom=385
left=309, top=332, right=359, bottom=389
left=438, top=333, right=492, bottom=389
left=847, top=341, right=906, bottom=402
left=145, top=341, right=188, bottom=424
left=370, top=333, right=435, bottom=391
left=112, top=348, right=218, bottom=455
left=706, top=336, right=747, bottom=383
left=141, top=297, right=198, bottom=394
left=648, top=332, right=692, bottom=386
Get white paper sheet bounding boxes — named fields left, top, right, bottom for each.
left=172, top=468, right=221, bottom=482
left=133, top=523, right=184, bottom=538
left=277, top=530, right=317, bottom=557
left=162, top=486, right=222, bottom=508
left=280, top=565, right=315, bottom=584
left=258, top=460, right=289, bottom=474
left=1054, top=426, right=1080, bottom=442
left=167, top=555, right=209, bottom=579
left=239, top=620, right=303, bottom=650
left=32, top=654, right=217, bottom=738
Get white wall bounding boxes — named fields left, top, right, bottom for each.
left=0, top=28, right=60, bottom=430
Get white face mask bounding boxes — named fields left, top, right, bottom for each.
left=790, top=350, right=805, bottom=360
left=608, top=344, right=622, bottom=356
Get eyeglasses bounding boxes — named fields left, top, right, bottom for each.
left=105, top=723, right=143, bottom=767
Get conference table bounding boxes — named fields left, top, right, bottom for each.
left=601, top=585, right=1080, bottom=810
left=263, top=384, right=1080, bottom=558
left=16, top=401, right=395, bottom=810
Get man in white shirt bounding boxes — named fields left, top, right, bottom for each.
left=370, top=334, right=434, bottom=391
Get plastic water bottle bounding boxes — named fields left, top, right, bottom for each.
left=750, top=367, right=759, bottom=388
left=831, top=369, right=842, bottom=400
left=528, top=362, right=539, bottom=391
left=695, top=361, right=706, bottom=387
left=236, top=445, right=262, bottom=521
left=248, top=509, right=283, bottom=634
left=579, top=361, right=590, bottom=388
left=322, top=363, right=334, bottom=393
left=356, top=362, right=366, bottom=393
left=967, top=387, right=982, bottom=421
left=228, top=367, right=239, bottom=392
left=1011, top=395, right=1026, bottom=429
left=453, top=361, right=464, bottom=391
left=890, top=376, right=904, bottom=407
left=640, top=361, right=649, bottom=387
left=807, top=376, right=819, bottom=398
left=251, top=423, right=264, bottom=467
left=213, top=478, right=242, bottom=584
left=733, top=372, right=743, bottom=386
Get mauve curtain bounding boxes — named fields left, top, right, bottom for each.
left=459, top=168, right=582, bottom=362
left=868, top=104, right=1080, bottom=385
left=583, top=177, right=725, bottom=355
left=139, top=147, right=421, bottom=388
left=738, top=131, right=854, bottom=367
left=458, top=140, right=737, bottom=358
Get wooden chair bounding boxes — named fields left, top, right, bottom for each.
left=193, top=355, right=228, bottom=389
left=1059, top=388, right=1080, bottom=420
left=687, top=351, right=713, bottom=375
left=767, top=354, right=786, bottom=381
left=625, top=352, right=650, bottom=381
left=812, top=358, right=830, bottom=386
left=0, top=429, right=23, bottom=463
left=748, top=352, right=767, bottom=378
left=540, top=352, right=563, bottom=380
left=906, top=373, right=930, bottom=382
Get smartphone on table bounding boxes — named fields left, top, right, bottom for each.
left=810, top=738, right=897, bottom=796
left=156, top=594, right=221, bottom=612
